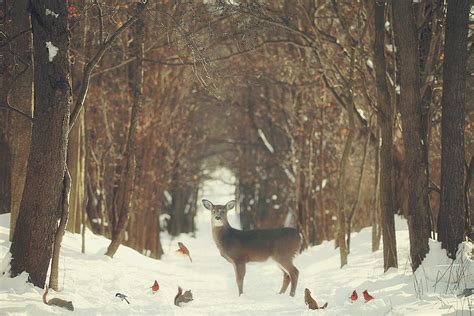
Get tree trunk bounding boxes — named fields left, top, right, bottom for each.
left=392, top=0, right=431, bottom=271
left=105, top=8, right=144, bottom=257
left=374, top=0, right=398, bottom=271
left=6, top=0, right=34, bottom=240
left=336, top=47, right=356, bottom=267
left=9, top=0, right=71, bottom=287
left=346, top=129, right=370, bottom=254
left=372, top=126, right=381, bottom=252
left=49, top=170, right=71, bottom=290
left=438, top=0, right=469, bottom=259
left=67, top=110, right=86, bottom=233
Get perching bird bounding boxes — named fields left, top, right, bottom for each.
left=176, top=242, right=193, bottom=262
left=304, top=288, right=328, bottom=310
left=151, top=280, right=160, bottom=293
left=363, top=290, right=374, bottom=303
left=115, top=293, right=130, bottom=304
left=350, top=290, right=358, bottom=302
left=174, top=286, right=193, bottom=307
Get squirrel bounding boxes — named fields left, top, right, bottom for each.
left=304, top=288, right=328, bottom=310
left=43, top=287, right=74, bottom=311
left=174, top=286, right=193, bottom=306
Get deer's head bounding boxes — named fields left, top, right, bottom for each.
left=202, top=199, right=235, bottom=227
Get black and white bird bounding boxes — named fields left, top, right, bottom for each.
left=115, top=293, right=130, bottom=304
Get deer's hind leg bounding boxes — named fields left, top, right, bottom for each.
left=287, top=264, right=299, bottom=297
left=279, top=270, right=291, bottom=294
left=274, top=257, right=299, bottom=297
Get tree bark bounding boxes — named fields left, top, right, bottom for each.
left=105, top=8, right=144, bottom=257
left=9, top=0, right=71, bottom=287
left=374, top=0, right=398, bottom=271
left=67, top=110, right=85, bottom=233
left=438, top=0, right=469, bottom=259
left=372, top=126, right=381, bottom=252
left=336, top=47, right=356, bottom=267
left=49, top=170, right=71, bottom=290
left=392, top=0, right=431, bottom=271
left=5, top=0, right=34, bottom=240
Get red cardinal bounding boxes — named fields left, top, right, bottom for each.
left=363, top=290, right=374, bottom=303
left=176, top=242, right=193, bottom=262
left=151, top=280, right=159, bottom=293
left=350, top=290, right=358, bottom=302
left=304, top=288, right=328, bottom=310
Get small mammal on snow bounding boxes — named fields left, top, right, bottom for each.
left=174, top=286, right=193, bottom=306
left=43, top=287, right=74, bottom=311
left=304, top=288, right=328, bottom=310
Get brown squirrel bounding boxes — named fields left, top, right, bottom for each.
left=304, top=288, right=328, bottom=310
left=43, top=287, right=74, bottom=311
left=174, top=286, right=193, bottom=307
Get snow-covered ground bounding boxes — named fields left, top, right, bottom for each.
left=0, top=168, right=473, bottom=315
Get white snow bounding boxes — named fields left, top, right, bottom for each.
left=45, top=42, right=58, bottom=62
left=257, top=129, right=275, bottom=154
left=284, top=168, right=296, bottom=183
left=366, top=59, right=373, bottom=69
left=0, top=169, right=473, bottom=315
left=357, top=108, right=367, bottom=120
left=45, top=9, right=59, bottom=18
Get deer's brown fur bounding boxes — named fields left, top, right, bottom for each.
left=203, top=199, right=301, bottom=297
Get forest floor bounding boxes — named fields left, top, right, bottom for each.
left=0, top=169, right=473, bottom=315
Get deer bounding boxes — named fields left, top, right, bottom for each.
left=202, top=199, right=301, bottom=297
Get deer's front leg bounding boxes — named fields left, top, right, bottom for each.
left=234, top=262, right=246, bottom=296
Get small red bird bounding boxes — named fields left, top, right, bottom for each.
left=363, top=290, right=374, bottom=303
left=304, top=288, right=328, bottom=310
left=176, top=242, right=193, bottom=262
left=151, top=280, right=159, bottom=293
left=350, top=290, right=358, bottom=302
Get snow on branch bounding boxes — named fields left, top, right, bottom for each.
left=257, top=128, right=274, bottom=153
left=45, top=42, right=58, bottom=62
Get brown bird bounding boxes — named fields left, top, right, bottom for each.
left=350, top=290, right=358, bottom=302
left=363, top=289, right=374, bottom=303
left=151, top=280, right=160, bottom=293
left=176, top=242, right=193, bottom=262
left=304, top=288, right=328, bottom=310
left=174, top=286, right=193, bottom=307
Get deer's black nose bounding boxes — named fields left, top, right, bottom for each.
left=215, top=216, right=221, bottom=220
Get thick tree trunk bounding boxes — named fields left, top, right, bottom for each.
left=374, top=0, right=398, bottom=271
left=438, top=0, right=469, bottom=259
left=6, top=0, right=33, bottom=240
left=105, top=9, right=144, bottom=257
left=9, top=0, right=71, bottom=287
left=392, top=0, right=431, bottom=271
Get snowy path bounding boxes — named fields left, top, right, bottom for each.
left=0, top=169, right=472, bottom=315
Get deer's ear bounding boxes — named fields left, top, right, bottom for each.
left=225, top=200, right=236, bottom=210
left=202, top=199, right=214, bottom=210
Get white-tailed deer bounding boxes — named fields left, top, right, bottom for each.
left=202, top=199, right=301, bottom=297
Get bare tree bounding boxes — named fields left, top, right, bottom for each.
left=9, top=0, right=71, bottom=287
left=374, top=0, right=397, bottom=271
left=392, top=0, right=431, bottom=271
left=105, top=4, right=145, bottom=257
left=438, top=0, right=470, bottom=259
